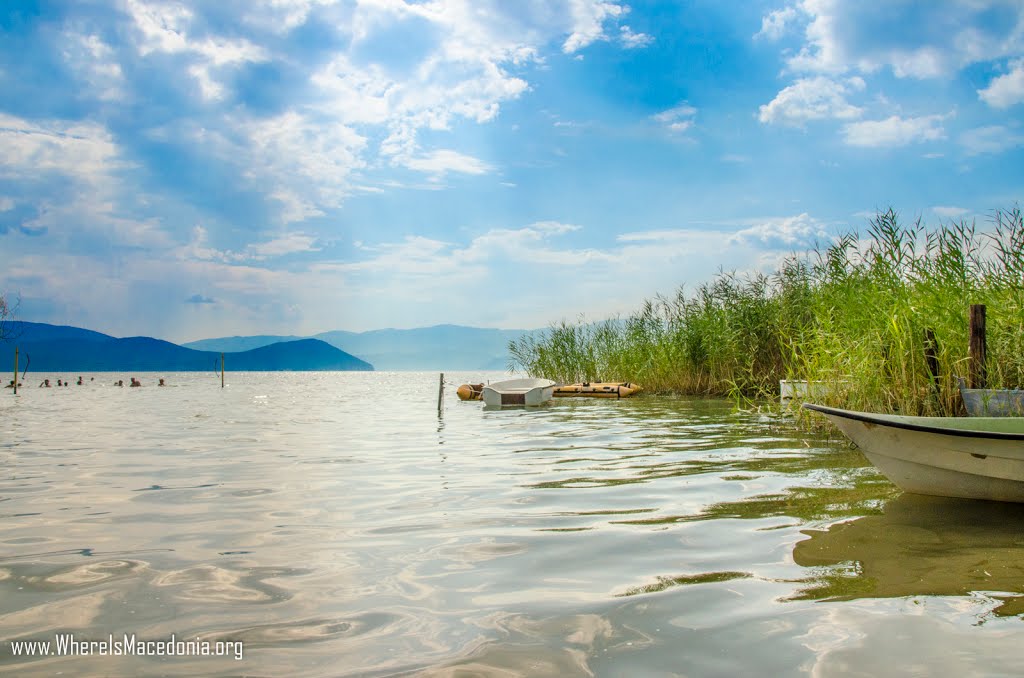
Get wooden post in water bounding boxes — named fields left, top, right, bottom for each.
left=923, top=328, right=939, bottom=392
left=969, top=304, right=987, bottom=389
left=437, top=372, right=444, bottom=414
left=221, top=353, right=225, bottom=389
left=13, top=346, right=17, bottom=395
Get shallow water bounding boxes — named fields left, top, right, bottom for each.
left=2, top=371, right=1024, bottom=676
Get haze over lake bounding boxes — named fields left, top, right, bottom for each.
left=3, top=372, right=1024, bottom=676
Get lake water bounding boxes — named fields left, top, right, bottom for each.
left=2, top=371, right=1024, bottom=676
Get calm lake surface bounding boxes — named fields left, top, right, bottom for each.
left=2, top=371, right=1024, bottom=676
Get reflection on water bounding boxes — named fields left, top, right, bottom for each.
left=793, top=494, right=1024, bottom=617
left=1, top=372, right=1023, bottom=676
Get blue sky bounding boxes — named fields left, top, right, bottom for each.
left=1, top=0, right=1022, bottom=343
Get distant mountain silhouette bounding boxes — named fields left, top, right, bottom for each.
left=183, top=324, right=534, bottom=370
left=1, top=322, right=373, bottom=371
left=183, top=334, right=305, bottom=353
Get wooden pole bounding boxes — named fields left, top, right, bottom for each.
left=437, top=372, right=444, bottom=414
left=923, top=328, right=939, bottom=391
left=13, top=346, right=17, bottom=395
left=221, top=353, right=225, bottom=388
left=969, top=304, right=987, bottom=389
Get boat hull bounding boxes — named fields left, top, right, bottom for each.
left=804, top=403, right=1024, bottom=503
left=552, top=382, right=641, bottom=398
left=481, top=378, right=556, bottom=407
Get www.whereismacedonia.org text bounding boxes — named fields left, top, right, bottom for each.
left=8, top=634, right=243, bottom=661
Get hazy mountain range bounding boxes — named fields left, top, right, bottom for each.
left=1, top=322, right=373, bottom=372
left=183, top=324, right=533, bottom=370
left=0, top=322, right=535, bottom=372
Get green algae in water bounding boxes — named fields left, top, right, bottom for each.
left=616, top=571, right=753, bottom=597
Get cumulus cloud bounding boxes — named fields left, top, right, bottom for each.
left=841, top=114, right=947, bottom=147
left=0, top=114, right=126, bottom=183
left=619, top=25, right=653, bottom=49
left=652, top=103, right=698, bottom=133
left=755, top=6, right=798, bottom=41
left=124, top=0, right=269, bottom=100
left=0, top=115, right=173, bottom=246
left=978, top=59, right=1024, bottom=109
left=61, top=32, right=125, bottom=102
left=400, top=149, right=492, bottom=177
left=727, top=213, right=829, bottom=249
left=758, top=76, right=864, bottom=125
left=932, top=206, right=969, bottom=219
left=563, top=0, right=626, bottom=53
left=177, top=225, right=320, bottom=263
left=20, top=0, right=645, bottom=231
left=240, top=111, right=368, bottom=223
left=245, top=233, right=320, bottom=260
left=960, top=125, right=1024, bottom=155
left=757, top=2, right=1024, bottom=147
left=780, top=1, right=1024, bottom=79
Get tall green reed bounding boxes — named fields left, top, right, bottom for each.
left=508, top=207, right=1024, bottom=416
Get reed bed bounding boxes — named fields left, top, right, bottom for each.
left=509, top=207, right=1024, bottom=416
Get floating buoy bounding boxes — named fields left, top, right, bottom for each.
left=456, top=383, right=484, bottom=401
left=553, top=382, right=642, bottom=398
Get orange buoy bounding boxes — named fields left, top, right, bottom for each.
left=456, top=383, right=484, bottom=401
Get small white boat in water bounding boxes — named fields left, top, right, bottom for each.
left=482, top=378, right=557, bottom=408
left=803, top=403, right=1024, bottom=503
left=957, top=376, right=1024, bottom=417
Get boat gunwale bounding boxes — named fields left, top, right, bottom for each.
left=802, top=403, right=1024, bottom=441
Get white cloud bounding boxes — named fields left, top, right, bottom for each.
left=563, top=0, right=626, bottom=53
left=727, top=213, right=829, bottom=249
left=619, top=25, right=653, bottom=49
left=178, top=225, right=321, bottom=262
left=400, top=149, right=491, bottom=177
left=50, top=0, right=647, bottom=226
left=239, top=111, right=368, bottom=223
left=399, top=150, right=485, bottom=178
left=0, top=197, right=13, bottom=212
left=758, top=76, right=864, bottom=125
left=960, top=125, right=1024, bottom=155
left=0, top=114, right=126, bottom=182
left=124, top=0, right=268, bottom=100
left=240, top=0, right=341, bottom=34
left=932, top=206, right=969, bottom=219
left=978, top=59, right=1024, bottom=108
left=246, top=233, right=320, bottom=260
left=653, top=103, right=697, bottom=133
left=303, top=4, right=570, bottom=189
left=755, top=6, right=798, bottom=41
left=842, top=114, right=947, bottom=148
left=61, top=32, right=125, bottom=102
left=177, top=225, right=223, bottom=262
left=784, top=1, right=1024, bottom=79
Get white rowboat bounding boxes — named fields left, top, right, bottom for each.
left=482, top=378, right=557, bottom=408
left=803, top=403, right=1024, bottom=503
left=957, top=376, right=1024, bottom=417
